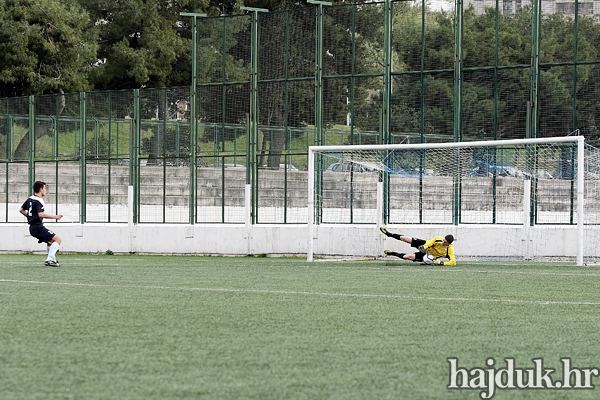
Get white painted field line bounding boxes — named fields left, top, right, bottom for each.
left=1, top=279, right=600, bottom=306
left=366, top=267, right=600, bottom=278
left=5, top=260, right=600, bottom=279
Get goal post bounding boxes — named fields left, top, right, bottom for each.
left=308, top=136, right=588, bottom=264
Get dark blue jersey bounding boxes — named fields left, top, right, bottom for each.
left=21, top=195, right=45, bottom=225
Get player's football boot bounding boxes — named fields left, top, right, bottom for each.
left=384, top=250, right=404, bottom=257
left=45, top=260, right=60, bottom=267
left=380, top=227, right=393, bottom=237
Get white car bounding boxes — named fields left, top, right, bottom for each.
left=207, top=163, right=246, bottom=170
left=535, top=169, right=554, bottom=179
left=279, top=163, right=298, bottom=171
left=326, top=161, right=378, bottom=172
left=261, top=164, right=299, bottom=171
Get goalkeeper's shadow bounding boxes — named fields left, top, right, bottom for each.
left=383, top=260, right=434, bottom=267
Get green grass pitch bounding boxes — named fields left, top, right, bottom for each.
left=1, top=254, right=600, bottom=400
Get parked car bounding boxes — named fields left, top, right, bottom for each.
left=261, top=164, right=299, bottom=171
left=326, top=161, right=379, bottom=172
left=555, top=170, right=600, bottom=180
left=207, top=163, right=246, bottom=170
left=468, top=162, right=526, bottom=178
left=535, top=169, right=554, bottom=179
left=278, top=163, right=298, bottom=171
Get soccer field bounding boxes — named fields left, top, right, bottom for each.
left=1, top=254, right=600, bottom=400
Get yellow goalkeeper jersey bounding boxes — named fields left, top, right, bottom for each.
left=424, top=236, right=456, bottom=266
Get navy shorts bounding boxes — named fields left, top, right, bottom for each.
left=29, top=224, right=57, bottom=244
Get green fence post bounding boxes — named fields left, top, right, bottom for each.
left=452, top=0, right=464, bottom=226
left=132, top=89, right=140, bottom=224
left=190, top=65, right=196, bottom=224
left=528, top=0, right=541, bottom=139
left=28, top=95, right=35, bottom=195
left=308, top=0, right=331, bottom=226
left=7, top=120, right=13, bottom=162
left=527, top=0, right=542, bottom=226
left=5, top=99, right=10, bottom=160
left=181, top=13, right=207, bottom=224
left=382, top=0, right=392, bottom=145
left=246, top=116, right=251, bottom=219
left=5, top=100, right=11, bottom=221
left=53, top=115, right=59, bottom=219
left=572, top=0, right=579, bottom=133
left=308, top=0, right=331, bottom=148
left=417, top=1, right=427, bottom=224
left=569, top=2, right=580, bottom=225
left=453, top=0, right=463, bottom=144
left=80, top=92, right=87, bottom=223
left=4, top=101, right=9, bottom=221
left=107, top=92, right=112, bottom=222
left=242, top=7, right=268, bottom=224
left=382, top=0, right=392, bottom=225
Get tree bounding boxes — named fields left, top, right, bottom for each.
left=0, top=0, right=99, bottom=159
left=389, top=4, right=456, bottom=139
left=81, top=0, right=221, bottom=90
left=0, top=0, right=98, bottom=97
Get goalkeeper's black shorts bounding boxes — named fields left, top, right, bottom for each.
left=411, top=238, right=427, bottom=248
left=413, top=251, right=426, bottom=262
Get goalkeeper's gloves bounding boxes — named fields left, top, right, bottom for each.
left=432, top=259, right=444, bottom=265
left=418, top=245, right=427, bottom=253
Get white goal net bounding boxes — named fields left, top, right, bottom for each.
left=308, top=137, right=600, bottom=265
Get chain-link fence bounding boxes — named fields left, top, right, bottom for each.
left=1, top=0, right=599, bottom=224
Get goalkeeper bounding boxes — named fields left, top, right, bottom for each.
left=380, top=227, right=456, bottom=266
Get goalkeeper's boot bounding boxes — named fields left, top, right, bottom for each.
left=380, top=226, right=391, bottom=236
left=380, top=227, right=402, bottom=240
left=384, top=250, right=405, bottom=259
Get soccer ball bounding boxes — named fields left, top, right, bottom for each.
left=423, top=254, right=435, bottom=265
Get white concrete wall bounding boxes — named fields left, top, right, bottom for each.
left=1, top=223, right=304, bottom=255
left=2, top=223, right=597, bottom=260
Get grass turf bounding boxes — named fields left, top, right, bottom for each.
left=1, top=254, right=600, bottom=399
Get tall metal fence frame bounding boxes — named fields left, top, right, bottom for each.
left=1, top=0, right=599, bottom=225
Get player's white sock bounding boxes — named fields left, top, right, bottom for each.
left=47, top=242, right=60, bottom=262
left=47, top=245, right=50, bottom=254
